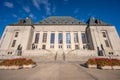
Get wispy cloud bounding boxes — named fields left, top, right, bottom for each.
left=45, top=5, right=51, bottom=15
left=13, top=14, right=17, bottom=18
left=23, top=6, right=30, bottom=13
left=74, top=8, right=79, bottom=14
left=4, top=2, right=13, bottom=8
left=42, top=16, right=46, bottom=19
left=81, top=19, right=85, bottom=22
left=52, top=5, right=56, bottom=14
left=32, top=0, right=51, bottom=15
left=29, top=13, right=36, bottom=19
left=32, top=0, right=40, bottom=10
left=87, top=9, right=96, bottom=17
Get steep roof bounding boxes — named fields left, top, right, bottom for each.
left=38, top=16, right=86, bottom=25
left=87, top=17, right=112, bottom=26
left=9, top=16, right=113, bottom=26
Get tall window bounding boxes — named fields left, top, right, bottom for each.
left=105, top=40, right=110, bottom=47
left=15, top=32, right=19, bottom=37
left=74, top=33, right=79, bottom=43
left=50, top=33, right=55, bottom=44
left=102, top=31, right=111, bottom=48
left=34, top=33, right=40, bottom=43
left=11, top=40, right=16, bottom=47
left=102, top=32, right=106, bottom=37
left=58, top=33, right=63, bottom=44
left=81, top=33, right=86, bottom=44
left=66, top=33, right=71, bottom=44
left=42, top=33, right=47, bottom=43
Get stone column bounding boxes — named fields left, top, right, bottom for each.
left=54, top=32, right=58, bottom=51
left=78, top=31, right=83, bottom=49
left=31, top=31, right=36, bottom=50
left=91, top=29, right=98, bottom=50
left=63, top=32, right=66, bottom=50
left=46, top=32, right=50, bottom=49
left=71, top=32, right=74, bottom=50
left=39, top=32, right=43, bottom=49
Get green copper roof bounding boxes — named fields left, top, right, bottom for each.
left=9, top=16, right=113, bottom=26
left=38, top=16, right=86, bottom=25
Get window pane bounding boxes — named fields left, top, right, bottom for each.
left=74, top=33, right=79, bottom=43
left=67, top=45, right=71, bottom=48
left=105, top=40, right=110, bottom=47
left=58, top=45, right=62, bottom=48
left=102, top=32, right=106, bottom=37
left=66, top=33, right=71, bottom=44
left=50, top=33, right=55, bottom=43
left=50, top=45, right=54, bottom=48
left=81, top=33, right=86, bottom=44
left=15, top=32, right=19, bottom=37
left=58, top=33, right=63, bottom=44
left=34, top=33, right=40, bottom=43
left=11, top=40, right=16, bottom=47
left=43, top=33, right=47, bottom=43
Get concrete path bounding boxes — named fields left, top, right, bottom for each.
left=0, top=62, right=120, bottom=80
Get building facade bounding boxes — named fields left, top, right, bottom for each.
left=0, top=16, right=120, bottom=56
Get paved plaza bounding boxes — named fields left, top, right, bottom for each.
left=0, top=62, right=120, bottom=80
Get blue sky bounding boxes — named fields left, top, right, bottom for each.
left=0, top=0, right=120, bottom=38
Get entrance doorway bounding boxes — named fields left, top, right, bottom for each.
left=42, top=45, right=46, bottom=49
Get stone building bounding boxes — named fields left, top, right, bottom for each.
left=0, top=16, right=120, bottom=57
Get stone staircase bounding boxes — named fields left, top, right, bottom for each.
left=24, top=53, right=55, bottom=62
left=55, top=51, right=65, bottom=61
left=1, top=49, right=120, bottom=62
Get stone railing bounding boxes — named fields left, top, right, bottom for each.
left=22, top=49, right=55, bottom=61
left=0, top=50, right=17, bottom=56
left=104, top=50, right=120, bottom=56
left=23, top=49, right=54, bottom=56
left=67, top=49, right=97, bottom=56
left=0, top=55, right=22, bottom=60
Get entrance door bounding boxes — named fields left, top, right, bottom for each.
left=42, top=45, right=46, bottom=49
left=75, top=45, right=79, bottom=49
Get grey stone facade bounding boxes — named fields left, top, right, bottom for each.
left=0, top=16, right=120, bottom=56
